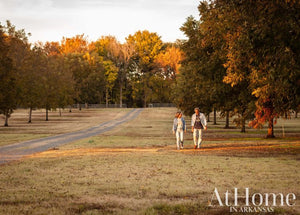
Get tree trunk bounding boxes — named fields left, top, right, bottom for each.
left=225, top=111, right=230, bottom=129
left=267, top=116, right=275, bottom=138
left=28, top=107, right=32, bottom=123
left=144, top=94, right=147, bottom=108
left=207, top=113, right=210, bottom=122
left=144, top=83, right=147, bottom=108
left=143, top=86, right=147, bottom=108
left=59, top=108, right=62, bottom=117
left=213, top=109, right=217, bottom=125
left=295, top=111, right=298, bottom=118
left=79, top=103, right=81, bottom=111
left=106, top=88, right=109, bottom=108
left=46, top=108, right=49, bottom=121
left=241, top=118, right=246, bottom=133
left=4, top=113, right=9, bottom=127
left=120, top=82, right=123, bottom=108
left=143, top=77, right=147, bottom=108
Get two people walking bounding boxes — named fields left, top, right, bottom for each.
left=172, top=107, right=207, bottom=150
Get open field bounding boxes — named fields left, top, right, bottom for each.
left=0, top=108, right=299, bottom=214
left=0, top=108, right=131, bottom=147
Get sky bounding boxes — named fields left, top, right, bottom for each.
left=0, top=0, right=200, bottom=44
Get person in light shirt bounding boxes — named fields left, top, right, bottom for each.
left=191, top=107, right=207, bottom=149
left=172, top=111, right=186, bottom=150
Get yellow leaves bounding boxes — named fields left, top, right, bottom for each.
left=103, top=60, right=118, bottom=89
left=126, top=30, right=162, bottom=66
left=223, top=71, right=244, bottom=87
left=83, top=52, right=91, bottom=62
left=251, top=88, right=261, bottom=98
left=223, top=49, right=244, bottom=86
left=95, top=36, right=121, bottom=61
left=251, top=85, right=269, bottom=99
left=249, top=68, right=268, bottom=86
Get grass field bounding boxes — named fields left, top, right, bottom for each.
left=0, top=108, right=130, bottom=147
left=0, top=108, right=299, bottom=214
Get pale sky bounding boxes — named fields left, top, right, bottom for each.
left=0, top=0, right=200, bottom=44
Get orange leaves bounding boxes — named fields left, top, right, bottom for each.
left=222, top=27, right=249, bottom=87
left=249, top=99, right=279, bottom=129
left=60, top=34, right=89, bottom=55
left=155, top=46, right=184, bottom=79
left=44, top=41, right=60, bottom=56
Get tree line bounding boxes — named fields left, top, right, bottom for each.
left=1, top=0, right=299, bottom=138
left=0, top=21, right=182, bottom=125
left=174, top=0, right=299, bottom=137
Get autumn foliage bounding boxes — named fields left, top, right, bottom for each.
left=175, top=0, right=299, bottom=137
left=0, top=22, right=181, bottom=125
left=1, top=0, right=299, bottom=139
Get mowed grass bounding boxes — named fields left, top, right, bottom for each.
left=0, top=108, right=131, bottom=146
left=1, top=152, right=299, bottom=214
left=0, top=108, right=299, bottom=214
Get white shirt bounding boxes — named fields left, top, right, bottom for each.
left=177, top=118, right=183, bottom=130
left=191, top=113, right=207, bottom=128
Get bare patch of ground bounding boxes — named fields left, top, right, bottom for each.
left=26, top=140, right=300, bottom=160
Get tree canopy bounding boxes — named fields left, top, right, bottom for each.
left=174, top=0, right=300, bottom=136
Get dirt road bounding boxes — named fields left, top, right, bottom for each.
left=0, top=108, right=143, bottom=164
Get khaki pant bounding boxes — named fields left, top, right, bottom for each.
left=176, top=129, right=184, bottom=149
left=193, top=128, right=203, bottom=148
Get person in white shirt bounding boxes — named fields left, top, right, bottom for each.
left=173, top=111, right=186, bottom=150
left=191, top=107, right=207, bottom=149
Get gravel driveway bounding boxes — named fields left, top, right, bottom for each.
left=0, top=108, right=143, bottom=164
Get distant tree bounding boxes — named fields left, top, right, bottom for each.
left=118, top=42, right=135, bottom=107
left=176, top=15, right=229, bottom=121
left=0, top=24, right=15, bottom=126
left=153, top=45, right=183, bottom=103
left=65, top=53, right=91, bottom=109
left=95, top=36, right=121, bottom=107
left=156, top=45, right=183, bottom=80
left=21, top=46, right=44, bottom=122
left=102, top=60, right=118, bottom=107
left=126, top=30, right=163, bottom=107
left=60, top=35, right=92, bottom=109
left=0, top=21, right=31, bottom=126
left=45, top=42, right=74, bottom=116
left=83, top=51, right=106, bottom=105
left=32, top=43, right=57, bottom=121
left=60, top=34, right=88, bottom=54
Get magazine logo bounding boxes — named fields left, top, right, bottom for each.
left=209, top=188, right=296, bottom=213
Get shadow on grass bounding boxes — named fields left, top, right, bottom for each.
left=144, top=203, right=298, bottom=215
left=70, top=202, right=116, bottom=215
